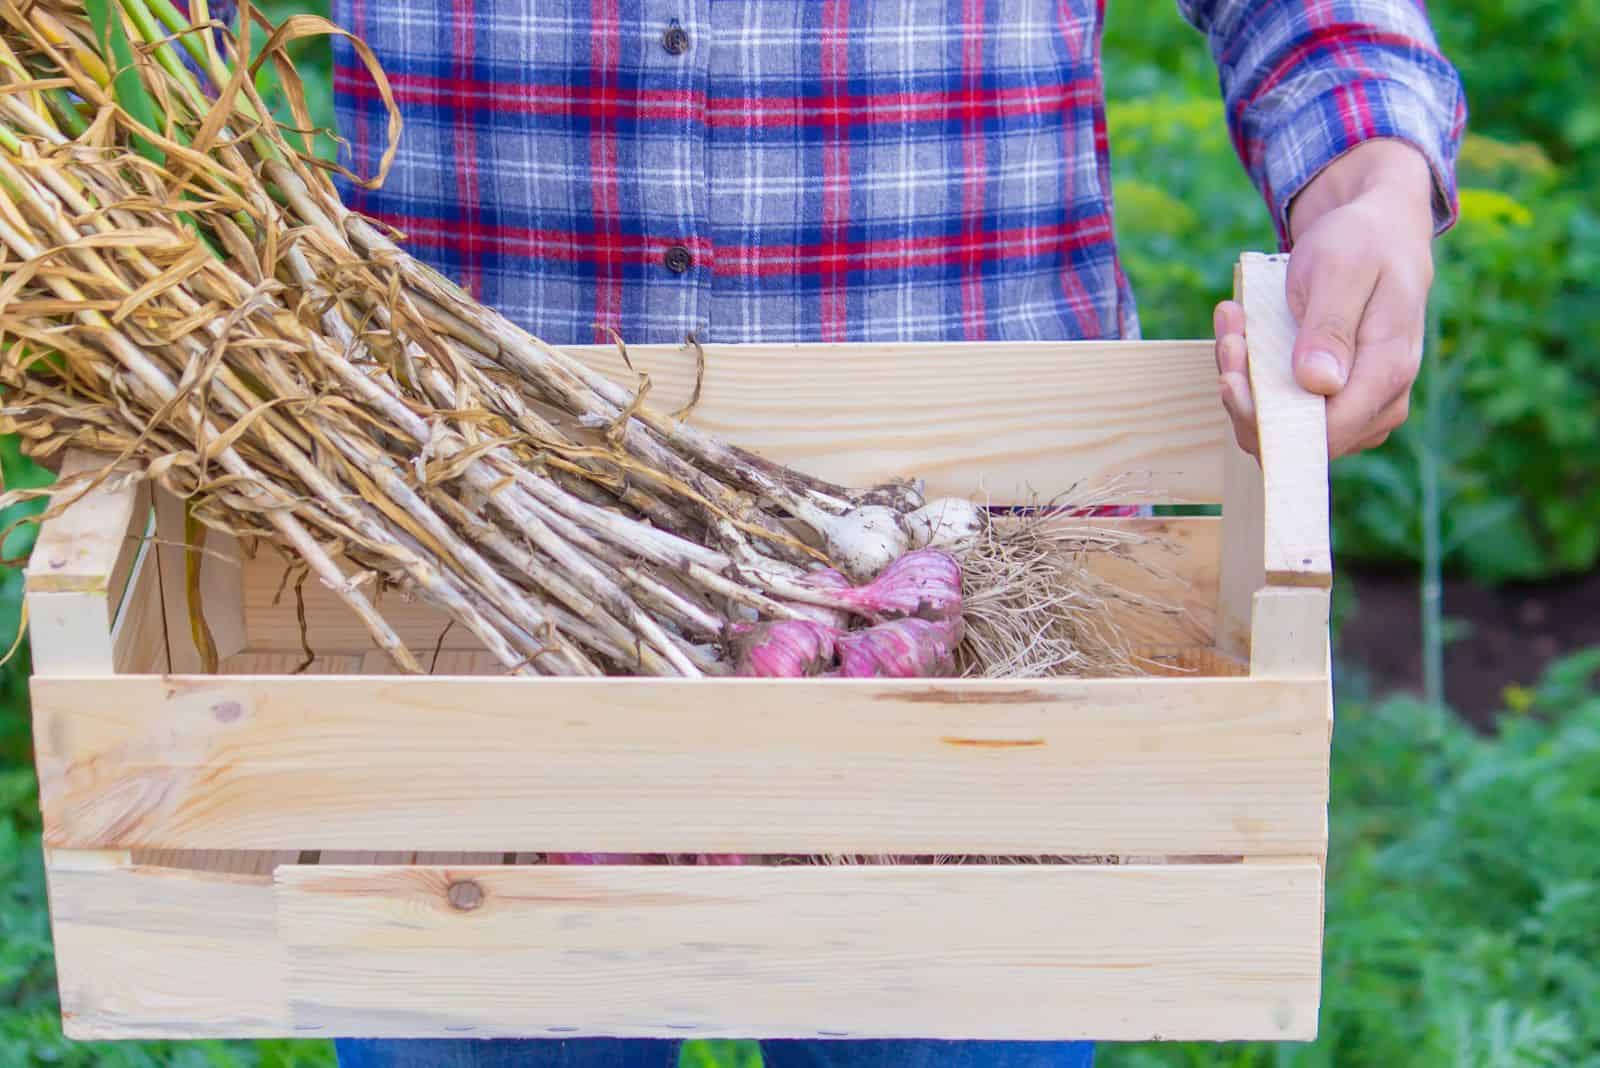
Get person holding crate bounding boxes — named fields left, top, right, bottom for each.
left=327, top=1, right=1463, bottom=1065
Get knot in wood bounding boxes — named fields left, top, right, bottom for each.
left=446, top=880, right=484, bottom=912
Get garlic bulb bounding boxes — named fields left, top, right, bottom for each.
left=837, top=617, right=965, bottom=678
left=734, top=619, right=841, bottom=677
left=833, top=548, right=963, bottom=623
left=904, top=497, right=987, bottom=550
left=821, top=505, right=909, bottom=581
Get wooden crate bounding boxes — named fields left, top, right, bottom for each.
left=25, top=253, right=1332, bottom=1043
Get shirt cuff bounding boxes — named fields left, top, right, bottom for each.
left=1257, top=78, right=1462, bottom=250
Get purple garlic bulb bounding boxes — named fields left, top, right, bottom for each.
left=834, top=549, right=963, bottom=624
left=837, top=617, right=964, bottom=678
left=735, top=619, right=841, bottom=677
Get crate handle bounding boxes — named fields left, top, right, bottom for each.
left=1217, top=252, right=1333, bottom=668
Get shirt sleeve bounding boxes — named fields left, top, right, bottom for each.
left=1177, top=0, right=1467, bottom=246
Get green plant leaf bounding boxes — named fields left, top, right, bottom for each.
left=84, top=0, right=166, bottom=163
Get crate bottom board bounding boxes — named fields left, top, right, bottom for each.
left=47, top=854, right=1321, bottom=1043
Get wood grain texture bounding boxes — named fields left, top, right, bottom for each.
left=126, top=848, right=301, bottom=875
left=234, top=517, right=1218, bottom=656
left=27, top=592, right=115, bottom=677
left=1085, top=517, right=1218, bottom=652
left=276, top=862, right=1321, bottom=1041
left=569, top=339, right=1229, bottom=504
left=43, top=859, right=1321, bottom=1041
left=143, top=656, right=358, bottom=875
left=1218, top=262, right=1268, bottom=661
left=24, top=452, right=143, bottom=594
left=32, top=674, right=1328, bottom=855
left=1237, top=254, right=1332, bottom=587
left=155, top=488, right=247, bottom=672
left=1138, top=646, right=1248, bottom=678
left=1218, top=442, right=1265, bottom=662
left=111, top=533, right=168, bottom=675
left=45, top=856, right=289, bottom=1039
left=1250, top=588, right=1330, bottom=679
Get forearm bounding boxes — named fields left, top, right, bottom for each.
left=1178, top=0, right=1466, bottom=245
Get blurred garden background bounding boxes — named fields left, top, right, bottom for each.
left=1, top=2, right=1597, bottom=1065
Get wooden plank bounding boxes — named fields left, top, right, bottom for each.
left=25, top=454, right=151, bottom=677
left=1085, top=517, right=1218, bottom=652
left=44, top=856, right=288, bottom=1039
left=1237, top=254, right=1332, bottom=587
left=568, top=339, right=1228, bottom=504
left=155, top=488, right=247, bottom=673
left=111, top=531, right=168, bottom=675
left=359, top=649, right=506, bottom=676
left=1137, top=646, right=1248, bottom=678
left=240, top=551, right=468, bottom=655
left=1249, top=587, right=1330, bottom=679
left=32, top=674, right=1329, bottom=855
left=218, top=651, right=364, bottom=675
left=1218, top=261, right=1268, bottom=661
left=24, top=452, right=142, bottom=594
left=276, top=862, right=1322, bottom=1041
left=237, top=517, right=1218, bottom=656
left=27, top=592, right=116, bottom=676
left=1218, top=443, right=1265, bottom=661
left=127, top=849, right=301, bottom=875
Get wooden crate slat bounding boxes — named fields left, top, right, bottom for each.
left=273, top=862, right=1320, bottom=1042
left=49, top=859, right=1319, bottom=1041
left=1237, top=254, right=1332, bottom=588
left=32, top=674, right=1328, bottom=855
left=47, top=858, right=288, bottom=1039
left=568, top=339, right=1228, bottom=505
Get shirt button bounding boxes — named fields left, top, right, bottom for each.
left=662, top=24, right=690, bottom=55
left=663, top=244, right=693, bottom=273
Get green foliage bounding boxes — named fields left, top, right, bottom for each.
left=1333, top=150, right=1600, bottom=579
left=1105, top=93, right=1273, bottom=340
left=1106, top=649, right=1600, bottom=1068
left=1102, top=4, right=1600, bottom=582
left=681, top=1040, right=763, bottom=1068
left=1427, top=2, right=1600, bottom=178
left=253, top=0, right=337, bottom=161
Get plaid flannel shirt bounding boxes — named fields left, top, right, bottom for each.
left=331, top=0, right=1465, bottom=346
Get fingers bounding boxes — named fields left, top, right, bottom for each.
left=1286, top=249, right=1380, bottom=397
left=1323, top=264, right=1425, bottom=457
left=1213, top=300, right=1246, bottom=373
left=1212, top=300, right=1257, bottom=456
left=1219, top=254, right=1424, bottom=459
left=1219, top=367, right=1258, bottom=456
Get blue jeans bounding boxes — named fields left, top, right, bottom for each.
left=334, top=1039, right=1095, bottom=1067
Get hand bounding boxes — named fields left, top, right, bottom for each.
left=1214, top=139, right=1436, bottom=458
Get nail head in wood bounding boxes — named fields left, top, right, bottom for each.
left=446, top=880, right=484, bottom=911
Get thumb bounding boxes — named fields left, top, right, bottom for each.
left=1287, top=255, right=1377, bottom=397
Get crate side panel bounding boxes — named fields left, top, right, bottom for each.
left=111, top=531, right=167, bottom=675
left=33, top=675, right=1328, bottom=855
left=277, top=862, right=1321, bottom=1041
left=46, top=861, right=289, bottom=1039
left=569, top=339, right=1228, bottom=505
left=237, top=516, right=1221, bottom=656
